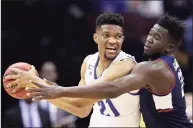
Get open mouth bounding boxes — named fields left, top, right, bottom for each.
left=106, top=47, right=116, bottom=53
left=144, top=44, right=151, bottom=51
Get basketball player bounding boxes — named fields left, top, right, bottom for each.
left=24, top=14, right=192, bottom=128
left=5, top=13, right=141, bottom=127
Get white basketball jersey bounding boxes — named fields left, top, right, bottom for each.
left=85, top=51, right=140, bottom=127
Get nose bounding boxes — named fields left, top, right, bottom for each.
left=146, top=35, right=153, bottom=44
left=108, top=37, right=117, bottom=45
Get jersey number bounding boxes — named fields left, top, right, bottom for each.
left=177, top=69, right=185, bottom=97
left=98, top=99, right=120, bottom=117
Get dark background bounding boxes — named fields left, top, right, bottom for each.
left=2, top=0, right=192, bottom=127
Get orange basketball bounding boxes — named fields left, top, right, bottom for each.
left=3, top=62, right=35, bottom=99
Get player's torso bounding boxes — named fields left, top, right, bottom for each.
left=140, top=55, right=192, bottom=128
left=85, top=51, right=140, bottom=127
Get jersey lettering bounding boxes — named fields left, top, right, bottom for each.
left=98, top=99, right=120, bottom=117
left=173, top=59, right=185, bottom=97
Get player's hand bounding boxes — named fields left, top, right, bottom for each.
left=4, top=65, right=38, bottom=93
left=26, top=79, right=63, bottom=100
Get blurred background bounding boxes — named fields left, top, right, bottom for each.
left=2, top=0, right=192, bottom=127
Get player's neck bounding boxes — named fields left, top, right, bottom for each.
left=149, top=53, right=174, bottom=61
left=98, top=57, right=112, bottom=71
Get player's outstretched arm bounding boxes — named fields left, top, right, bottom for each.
left=28, top=60, right=173, bottom=99
left=27, top=61, right=147, bottom=99
left=56, top=62, right=151, bottom=99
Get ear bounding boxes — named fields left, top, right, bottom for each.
left=166, top=43, right=175, bottom=53
left=93, top=33, right=98, bottom=44
left=122, top=36, right=125, bottom=41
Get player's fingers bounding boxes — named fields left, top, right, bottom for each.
left=11, top=80, right=30, bottom=93
left=17, top=80, right=30, bottom=88
left=44, top=78, right=55, bottom=85
left=4, top=75, right=20, bottom=80
left=30, top=80, right=47, bottom=88
left=26, top=92, right=44, bottom=97
left=5, top=79, right=20, bottom=88
left=32, top=96, right=46, bottom=101
left=25, top=87, right=42, bottom=92
left=10, top=68, right=22, bottom=74
left=11, top=86, right=24, bottom=93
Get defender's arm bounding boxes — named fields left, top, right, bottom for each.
left=58, top=61, right=174, bottom=99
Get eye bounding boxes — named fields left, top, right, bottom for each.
left=116, top=35, right=122, bottom=39
left=154, top=35, right=160, bottom=40
left=103, top=34, right=109, bottom=38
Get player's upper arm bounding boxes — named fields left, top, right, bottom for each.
left=78, top=55, right=92, bottom=86
left=129, top=61, right=174, bottom=94
left=98, top=59, right=136, bottom=82
left=147, top=60, right=175, bottom=95
left=110, top=62, right=155, bottom=96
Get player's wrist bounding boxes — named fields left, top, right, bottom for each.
left=57, top=86, right=66, bottom=97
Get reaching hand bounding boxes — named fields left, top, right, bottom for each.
left=4, top=65, right=38, bottom=93
left=26, top=79, right=64, bottom=101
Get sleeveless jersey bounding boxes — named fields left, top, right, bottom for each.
left=140, top=55, right=192, bottom=128
left=85, top=51, right=140, bottom=127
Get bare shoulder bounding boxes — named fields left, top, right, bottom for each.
left=150, top=60, right=173, bottom=78
left=80, top=54, right=93, bottom=78
left=81, top=54, right=94, bottom=69
left=111, top=58, right=136, bottom=68
left=131, top=61, right=173, bottom=83
left=131, top=61, right=153, bottom=74
left=135, top=60, right=174, bottom=94
left=132, top=61, right=170, bottom=75
left=82, top=54, right=93, bottom=64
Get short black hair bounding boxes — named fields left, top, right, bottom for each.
left=95, top=13, right=124, bottom=29
left=157, top=13, right=186, bottom=45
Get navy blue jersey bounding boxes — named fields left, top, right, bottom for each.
left=140, top=55, right=192, bottom=128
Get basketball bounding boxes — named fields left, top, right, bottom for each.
left=3, top=62, right=36, bottom=99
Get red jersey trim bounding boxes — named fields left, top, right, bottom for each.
left=157, top=108, right=174, bottom=113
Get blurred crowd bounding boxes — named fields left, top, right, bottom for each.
left=3, top=61, right=77, bottom=128
left=2, top=0, right=192, bottom=127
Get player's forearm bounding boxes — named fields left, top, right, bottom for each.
left=59, top=74, right=142, bottom=99
left=47, top=98, right=91, bottom=118
left=31, top=77, right=91, bottom=117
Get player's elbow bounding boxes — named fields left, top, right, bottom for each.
left=71, top=111, right=89, bottom=118
left=77, top=113, right=89, bottom=118
left=76, top=107, right=91, bottom=118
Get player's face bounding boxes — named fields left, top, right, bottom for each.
left=94, top=24, right=124, bottom=60
left=144, top=24, right=174, bottom=59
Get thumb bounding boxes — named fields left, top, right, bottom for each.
left=31, top=65, right=36, bottom=72
left=44, top=78, right=56, bottom=85
left=31, top=65, right=39, bottom=76
left=30, top=80, right=46, bottom=88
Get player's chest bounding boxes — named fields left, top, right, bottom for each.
left=85, top=64, right=105, bottom=83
